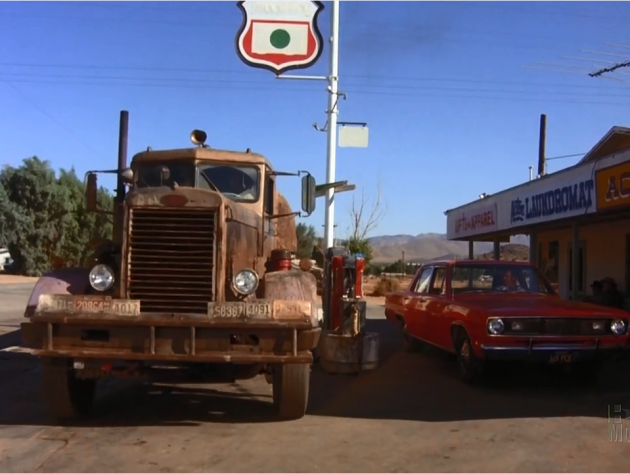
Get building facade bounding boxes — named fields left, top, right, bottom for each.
left=444, top=126, right=630, bottom=304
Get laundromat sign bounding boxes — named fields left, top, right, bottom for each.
left=509, top=174, right=595, bottom=227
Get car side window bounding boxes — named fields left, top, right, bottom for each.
left=413, top=267, right=433, bottom=294
left=430, top=267, right=446, bottom=295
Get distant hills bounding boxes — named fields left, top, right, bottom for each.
left=369, top=233, right=529, bottom=263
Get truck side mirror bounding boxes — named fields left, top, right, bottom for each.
left=301, top=174, right=316, bottom=216
left=86, top=173, right=98, bottom=212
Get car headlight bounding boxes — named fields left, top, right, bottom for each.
left=233, top=269, right=259, bottom=295
left=488, top=318, right=504, bottom=335
left=610, top=319, right=627, bottom=335
left=89, top=264, right=115, bottom=292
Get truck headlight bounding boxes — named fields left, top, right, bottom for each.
left=488, top=318, right=504, bottom=335
left=610, top=319, right=627, bottom=335
left=233, top=269, right=259, bottom=295
left=89, top=264, right=115, bottom=292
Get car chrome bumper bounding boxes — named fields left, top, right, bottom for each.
left=481, top=341, right=629, bottom=362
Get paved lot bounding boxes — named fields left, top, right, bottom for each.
left=2, top=282, right=630, bottom=472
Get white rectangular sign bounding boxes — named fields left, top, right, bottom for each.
left=446, top=203, right=498, bottom=240
left=502, top=165, right=596, bottom=229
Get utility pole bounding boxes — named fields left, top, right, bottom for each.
left=538, top=114, right=547, bottom=177
left=401, top=251, right=405, bottom=275
left=323, top=0, right=340, bottom=251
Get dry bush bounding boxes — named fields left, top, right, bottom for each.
left=370, top=277, right=400, bottom=297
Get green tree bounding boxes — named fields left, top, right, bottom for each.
left=0, top=157, right=114, bottom=276
left=296, top=223, right=317, bottom=258
left=345, top=236, right=374, bottom=265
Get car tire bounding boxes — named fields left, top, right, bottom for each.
left=456, top=334, right=485, bottom=384
left=41, top=357, right=96, bottom=420
left=272, top=363, right=310, bottom=420
left=402, top=323, right=425, bottom=353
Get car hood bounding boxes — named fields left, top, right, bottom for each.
left=455, top=294, right=628, bottom=318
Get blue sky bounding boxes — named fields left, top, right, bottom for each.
left=1, top=1, right=629, bottom=238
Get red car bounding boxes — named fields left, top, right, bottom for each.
left=384, top=260, right=630, bottom=384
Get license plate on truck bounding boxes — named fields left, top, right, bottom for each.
left=37, top=294, right=140, bottom=316
left=207, top=300, right=311, bottom=321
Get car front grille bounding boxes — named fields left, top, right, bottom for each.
left=502, top=318, right=617, bottom=336
left=127, top=208, right=216, bottom=314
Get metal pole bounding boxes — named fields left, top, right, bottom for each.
left=323, top=0, right=340, bottom=251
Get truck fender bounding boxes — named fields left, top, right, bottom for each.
left=263, top=270, right=319, bottom=326
left=24, top=268, right=91, bottom=318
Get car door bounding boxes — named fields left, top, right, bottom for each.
left=405, top=266, right=434, bottom=339
left=424, top=266, right=451, bottom=349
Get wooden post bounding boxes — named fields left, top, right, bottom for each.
left=538, top=114, right=547, bottom=177
left=401, top=251, right=405, bottom=275
left=468, top=241, right=474, bottom=259
left=571, top=222, right=580, bottom=300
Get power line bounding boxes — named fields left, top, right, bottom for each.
left=0, top=80, right=103, bottom=157
left=1, top=62, right=628, bottom=92
left=2, top=77, right=627, bottom=108
left=2, top=71, right=628, bottom=100
left=590, top=60, right=630, bottom=78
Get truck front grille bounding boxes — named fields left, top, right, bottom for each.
left=127, top=208, right=216, bottom=314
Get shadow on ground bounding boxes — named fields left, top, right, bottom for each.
left=2, top=321, right=630, bottom=429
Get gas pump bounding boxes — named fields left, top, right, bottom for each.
left=318, top=247, right=379, bottom=374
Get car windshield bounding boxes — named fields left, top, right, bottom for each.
left=451, top=264, right=555, bottom=295
left=134, top=162, right=260, bottom=203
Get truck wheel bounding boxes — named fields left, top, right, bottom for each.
left=272, top=363, right=310, bottom=420
left=456, top=334, right=485, bottom=384
left=41, top=358, right=96, bottom=419
left=402, top=323, right=425, bottom=353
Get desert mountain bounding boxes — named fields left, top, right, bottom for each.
left=369, top=233, right=529, bottom=263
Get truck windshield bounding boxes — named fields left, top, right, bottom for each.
left=198, top=164, right=259, bottom=203
left=451, top=264, right=555, bottom=295
left=134, top=162, right=260, bottom=203
left=136, top=162, right=196, bottom=188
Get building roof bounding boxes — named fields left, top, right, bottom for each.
left=577, top=126, right=630, bottom=165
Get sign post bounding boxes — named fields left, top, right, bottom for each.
left=236, top=0, right=359, bottom=251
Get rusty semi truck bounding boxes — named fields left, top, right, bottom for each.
left=21, top=111, right=321, bottom=420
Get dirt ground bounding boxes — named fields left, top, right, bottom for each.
left=0, top=274, right=39, bottom=285
left=2, top=282, right=630, bottom=472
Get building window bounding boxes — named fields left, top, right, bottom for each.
left=568, top=242, right=585, bottom=295
left=545, top=241, right=559, bottom=285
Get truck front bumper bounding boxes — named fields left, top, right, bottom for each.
left=21, top=294, right=321, bottom=364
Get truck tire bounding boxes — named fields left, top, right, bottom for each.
left=41, top=357, right=96, bottom=419
left=272, top=363, right=310, bottom=420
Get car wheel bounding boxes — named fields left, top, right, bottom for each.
left=456, top=335, right=485, bottom=384
left=402, top=323, right=425, bottom=353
